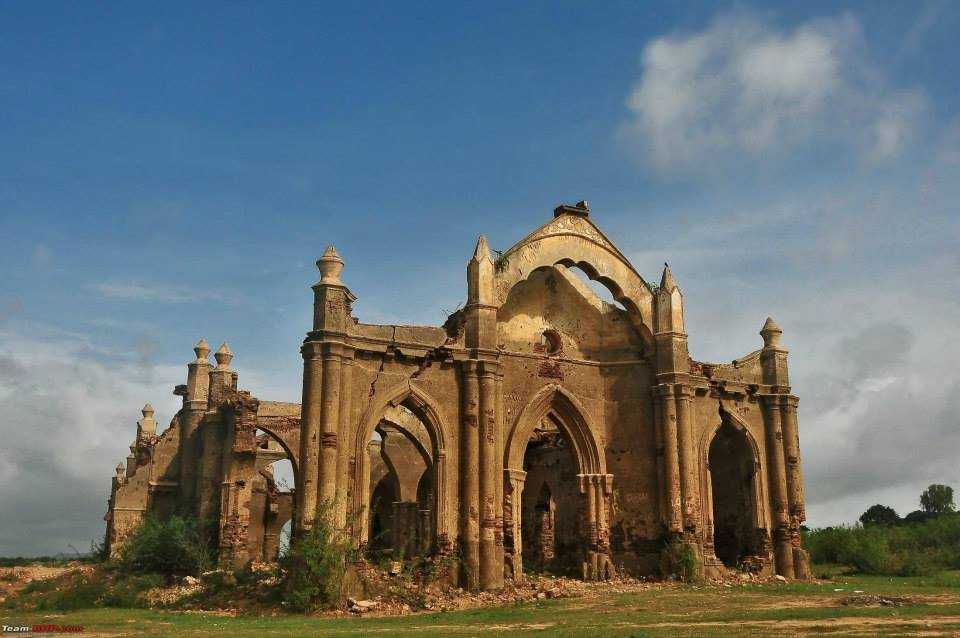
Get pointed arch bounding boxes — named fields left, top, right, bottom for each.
left=254, top=424, right=300, bottom=495
left=505, top=383, right=606, bottom=476
left=698, top=403, right=768, bottom=538
left=353, top=381, right=449, bottom=546
left=492, top=213, right=656, bottom=344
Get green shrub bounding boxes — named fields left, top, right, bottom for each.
left=117, top=516, right=212, bottom=577
left=281, top=501, right=354, bottom=611
left=805, top=513, right=960, bottom=576
left=6, top=570, right=165, bottom=612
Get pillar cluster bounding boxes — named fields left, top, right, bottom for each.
left=759, top=317, right=810, bottom=579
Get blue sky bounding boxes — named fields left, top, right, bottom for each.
left=1, top=2, right=958, bottom=555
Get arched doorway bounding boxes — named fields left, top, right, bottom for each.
left=353, top=385, right=448, bottom=559
left=504, top=384, right=612, bottom=581
left=521, top=414, right=579, bottom=575
left=708, top=421, right=758, bottom=568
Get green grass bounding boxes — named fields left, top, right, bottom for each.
left=4, top=571, right=959, bottom=637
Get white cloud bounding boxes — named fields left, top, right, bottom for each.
left=623, top=109, right=960, bottom=526
left=87, top=282, right=230, bottom=304
left=624, top=12, right=927, bottom=171
left=0, top=324, right=182, bottom=555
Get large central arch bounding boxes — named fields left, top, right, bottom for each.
left=505, top=384, right=606, bottom=476
left=503, top=383, right=612, bottom=580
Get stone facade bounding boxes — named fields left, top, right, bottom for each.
left=104, top=201, right=811, bottom=587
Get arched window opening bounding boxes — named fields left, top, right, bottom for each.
left=559, top=263, right=628, bottom=312
left=252, top=430, right=296, bottom=563
left=540, top=329, right=562, bottom=356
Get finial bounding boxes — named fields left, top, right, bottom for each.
left=553, top=200, right=590, bottom=217
left=760, top=317, right=782, bottom=347
left=471, top=234, right=493, bottom=263
left=215, top=342, right=234, bottom=370
left=116, top=463, right=125, bottom=477
left=138, top=403, right=156, bottom=435
left=316, top=245, right=344, bottom=284
left=194, top=338, right=210, bottom=362
left=660, top=263, right=678, bottom=292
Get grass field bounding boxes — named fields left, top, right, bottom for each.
left=3, top=570, right=960, bottom=637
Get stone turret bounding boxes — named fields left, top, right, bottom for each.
left=136, top=403, right=156, bottom=440
left=760, top=317, right=789, bottom=388
left=186, top=338, right=212, bottom=404
left=465, top=234, right=496, bottom=350
left=311, top=245, right=355, bottom=334
left=208, top=342, right=235, bottom=404
left=180, top=338, right=214, bottom=509
left=299, top=244, right=357, bottom=533
left=654, top=264, right=688, bottom=378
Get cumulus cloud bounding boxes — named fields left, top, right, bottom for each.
left=624, top=12, right=927, bottom=171
left=0, top=324, right=182, bottom=555
left=624, top=95, right=960, bottom=525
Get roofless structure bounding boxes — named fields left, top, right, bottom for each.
left=104, top=201, right=810, bottom=588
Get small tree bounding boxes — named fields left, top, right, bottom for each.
left=920, top=484, right=955, bottom=514
left=859, top=504, right=900, bottom=527
left=282, top=501, right=354, bottom=611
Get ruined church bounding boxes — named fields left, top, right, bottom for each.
left=104, top=201, right=810, bottom=588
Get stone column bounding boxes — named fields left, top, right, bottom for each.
left=583, top=474, right=598, bottom=579
left=780, top=396, right=805, bottom=525
left=781, top=395, right=810, bottom=578
left=298, top=345, right=322, bottom=532
left=478, top=362, right=503, bottom=590
left=503, top=469, right=526, bottom=580
left=335, top=352, right=355, bottom=528
left=652, top=394, right=667, bottom=529
left=460, top=362, right=481, bottom=590
left=675, top=386, right=700, bottom=533
left=763, top=398, right=794, bottom=577
left=658, top=386, right=683, bottom=534
left=318, top=350, right=342, bottom=505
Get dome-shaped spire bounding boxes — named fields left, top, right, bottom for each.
left=760, top=316, right=783, bottom=347
left=141, top=403, right=154, bottom=417
left=316, top=245, right=344, bottom=284
left=214, top=342, right=234, bottom=370
left=194, top=338, right=210, bottom=362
